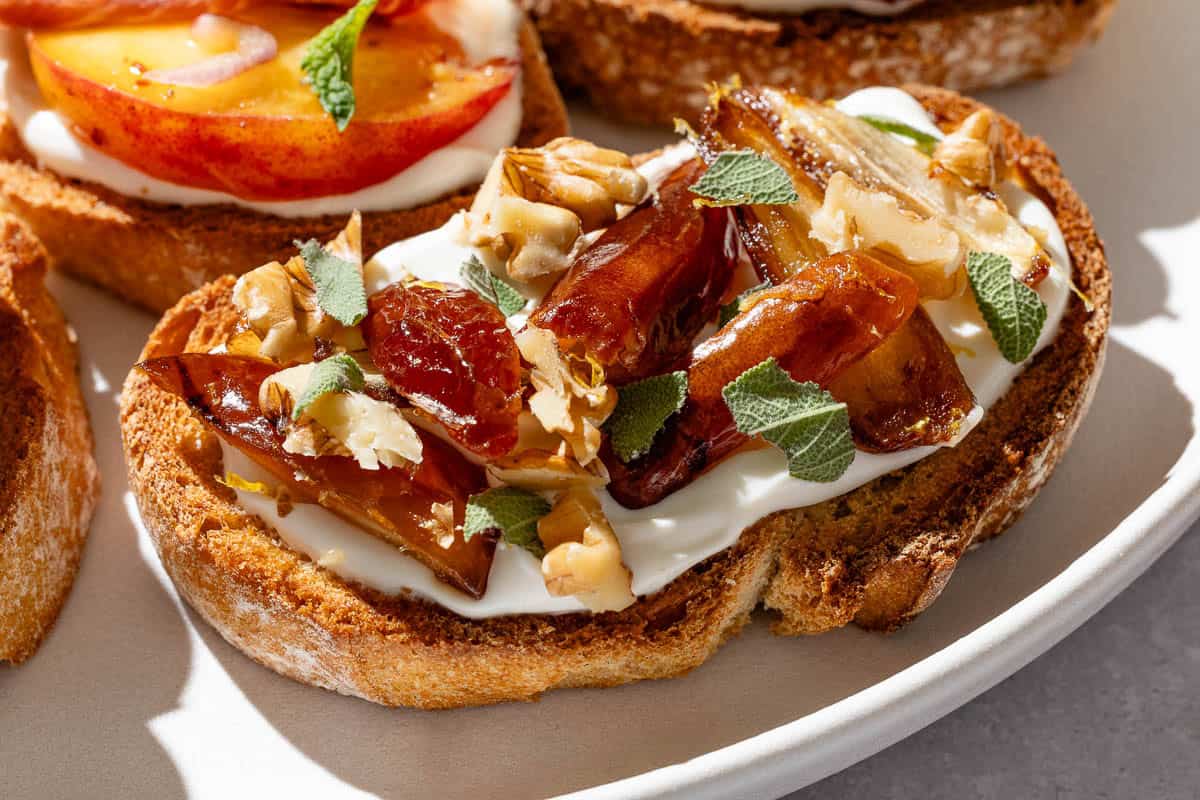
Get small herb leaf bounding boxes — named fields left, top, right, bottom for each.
left=460, top=255, right=527, bottom=317
left=856, top=114, right=940, bottom=156
left=464, top=487, right=551, bottom=558
left=690, top=150, right=800, bottom=207
left=300, top=0, right=378, bottom=131
left=297, top=238, right=368, bottom=327
left=607, top=371, right=689, bottom=463
left=718, top=281, right=771, bottom=327
left=294, top=354, right=365, bottom=420
left=965, top=251, right=1048, bottom=363
left=722, top=358, right=854, bottom=482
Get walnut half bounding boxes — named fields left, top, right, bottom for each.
left=933, top=109, right=1009, bottom=190
left=463, top=138, right=649, bottom=281
left=538, top=488, right=635, bottom=613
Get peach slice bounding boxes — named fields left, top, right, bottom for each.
left=28, top=6, right=516, bottom=200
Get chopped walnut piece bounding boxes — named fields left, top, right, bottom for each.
left=463, top=138, right=649, bottom=281
left=811, top=172, right=965, bottom=299
left=232, top=212, right=366, bottom=364
left=259, top=362, right=423, bottom=470
left=486, top=448, right=609, bottom=491
left=933, top=109, right=1009, bottom=190
left=538, top=487, right=634, bottom=613
left=515, top=327, right=616, bottom=466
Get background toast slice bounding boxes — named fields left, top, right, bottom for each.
left=120, top=86, right=1108, bottom=708
left=527, top=0, right=1116, bottom=126
left=0, top=215, right=99, bottom=664
left=0, top=20, right=567, bottom=314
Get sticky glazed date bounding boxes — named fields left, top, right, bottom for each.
left=605, top=252, right=919, bottom=509
left=138, top=353, right=494, bottom=598
left=528, top=159, right=737, bottom=384
left=364, top=283, right=522, bottom=459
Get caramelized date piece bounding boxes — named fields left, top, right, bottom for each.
left=606, top=252, right=918, bottom=509
left=528, top=159, right=737, bottom=383
left=828, top=306, right=975, bottom=453
left=139, top=353, right=494, bottom=598
left=697, top=88, right=828, bottom=284
left=364, top=283, right=522, bottom=459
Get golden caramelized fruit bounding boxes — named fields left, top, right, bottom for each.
left=364, top=283, right=522, bottom=459
left=606, top=252, right=918, bottom=509
left=138, top=353, right=494, bottom=597
left=828, top=307, right=975, bottom=453
left=529, top=160, right=737, bottom=383
left=28, top=6, right=516, bottom=200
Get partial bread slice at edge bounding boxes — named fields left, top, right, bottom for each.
left=0, top=19, right=567, bottom=314
left=0, top=214, right=100, bottom=664
left=528, top=0, right=1117, bottom=126
left=119, top=86, right=1109, bottom=708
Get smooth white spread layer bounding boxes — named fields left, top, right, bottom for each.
left=223, top=88, right=1073, bottom=618
left=697, top=0, right=925, bottom=15
left=0, top=0, right=523, bottom=217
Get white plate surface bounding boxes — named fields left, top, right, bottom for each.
left=2, top=3, right=1198, bottom=798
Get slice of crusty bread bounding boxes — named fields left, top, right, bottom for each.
left=120, top=85, right=1109, bottom=708
left=527, top=0, right=1117, bottom=126
left=0, top=215, right=99, bottom=664
left=0, top=19, right=567, bottom=314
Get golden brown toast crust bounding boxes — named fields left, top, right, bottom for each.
left=120, top=87, right=1108, bottom=707
left=0, top=19, right=567, bottom=314
left=527, top=0, right=1117, bottom=126
left=0, top=215, right=99, bottom=664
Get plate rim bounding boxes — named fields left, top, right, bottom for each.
left=558, top=436, right=1200, bottom=799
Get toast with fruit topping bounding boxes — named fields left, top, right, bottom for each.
left=0, top=215, right=99, bottom=664
left=527, top=0, right=1116, bottom=126
left=121, top=85, right=1107, bottom=708
left=0, top=0, right=567, bottom=313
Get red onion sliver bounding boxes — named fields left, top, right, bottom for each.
left=143, top=14, right=277, bottom=88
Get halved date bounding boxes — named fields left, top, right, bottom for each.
left=528, top=159, right=737, bottom=384
left=605, top=252, right=918, bottom=509
left=827, top=306, right=976, bottom=453
left=139, top=353, right=494, bottom=598
left=364, top=283, right=522, bottom=459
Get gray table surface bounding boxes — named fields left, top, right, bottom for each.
left=786, top=523, right=1199, bottom=800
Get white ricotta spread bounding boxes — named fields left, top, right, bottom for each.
left=222, top=88, right=1073, bottom=618
left=0, top=0, right=523, bottom=217
left=697, top=0, right=925, bottom=15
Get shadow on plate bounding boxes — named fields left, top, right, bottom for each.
left=0, top=278, right=189, bottom=799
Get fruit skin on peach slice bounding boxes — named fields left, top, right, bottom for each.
left=26, top=32, right=517, bottom=201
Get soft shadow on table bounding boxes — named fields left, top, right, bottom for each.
left=0, top=279, right=189, bottom=800
left=188, top=4, right=1197, bottom=798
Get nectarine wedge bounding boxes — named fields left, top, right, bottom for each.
left=28, top=6, right=516, bottom=200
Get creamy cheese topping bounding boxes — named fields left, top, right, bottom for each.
left=697, top=0, right=925, bottom=15
left=0, top=0, right=523, bottom=217
left=223, top=88, right=1073, bottom=618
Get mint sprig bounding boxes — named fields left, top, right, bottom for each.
left=856, top=114, right=939, bottom=156
left=300, top=0, right=378, bottom=131
left=965, top=251, right=1048, bottom=364
left=606, top=371, right=689, bottom=463
left=722, top=358, right=854, bottom=482
left=460, top=255, right=527, bottom=317
left=464, top=487, right=551, bottom=558
left=294, top=354, right=365, bottom=420
left=297, top=238, right=368, bottom=327
left=690, top=150, right=800, bottom=208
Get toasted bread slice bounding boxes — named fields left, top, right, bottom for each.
left=0, top=215, right=99, bottom=664
left=528, top=0, right=1117, bottom=126
left=120, top=86, right=1108, bottom=708
left=0, top=19, right=567, bottom=314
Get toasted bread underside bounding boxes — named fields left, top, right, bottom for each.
left=528, top=0, right=1117, bottom=126
left=0, top=20, right=567, bottom=314
left=0, top=215, right=99, bottom=664
left=120, top=87, right=1108, bottom=708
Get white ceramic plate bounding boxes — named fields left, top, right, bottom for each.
left=2, top=4, right=1197, bottom=798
